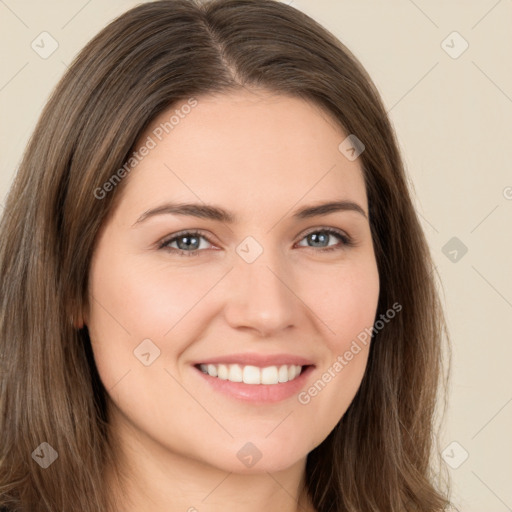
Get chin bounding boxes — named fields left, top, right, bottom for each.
left=203, top=437, right=310, bottom=475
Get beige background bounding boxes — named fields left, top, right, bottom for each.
left=1, top=1, right=511, bottom=510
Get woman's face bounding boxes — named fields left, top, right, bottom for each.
left=86, top=89, right=379, bottom=474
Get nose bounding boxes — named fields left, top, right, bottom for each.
left=222, top=248, right=298, bottom=337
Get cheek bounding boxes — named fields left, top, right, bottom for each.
left=296, top=258, right=379, bottom=425
left=302, top=256, right=380, bottom=345
left=86, top=252, right=219, bottom=382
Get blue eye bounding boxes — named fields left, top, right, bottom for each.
left=158, top=228, right=353, bottom=257
left=296, top=228, right=353, bottom=252
left=158, top=231, right=210, bottom=257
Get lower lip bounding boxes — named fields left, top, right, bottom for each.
left=193, top=365, right=315, bottom=403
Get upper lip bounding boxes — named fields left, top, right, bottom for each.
left=193, top=353, right=315, bottom=368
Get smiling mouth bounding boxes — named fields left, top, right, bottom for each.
left=195, top=363, right=310, bottom=385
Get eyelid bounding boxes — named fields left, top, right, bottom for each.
left=299, top=225, right=350, bottom=241
left=158, top=226, right=354, bottom=254
left=157, top=229, right=217, bottom=250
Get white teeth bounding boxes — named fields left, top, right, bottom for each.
left=217, top=364, right=229, bottom=380
left=261, top=366, right=278, bottom=384
left=228, top=364, right=243, bottom=382
left=243, top=365, right=261, bottom=384
left=198, top=363, right=303, bottom=385
left=278, top=365, right=289, bottom=382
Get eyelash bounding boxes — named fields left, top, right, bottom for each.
left=158, top=228, right=354, bottom=257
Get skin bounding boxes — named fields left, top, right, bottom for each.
left=82, top=88, right=380, bottom=512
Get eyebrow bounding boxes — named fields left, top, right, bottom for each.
left=132, top=199, right=367, bottom=226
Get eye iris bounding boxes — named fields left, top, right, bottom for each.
left=308, top=232, right=329, bottom=247
left=177, top=234, right=200, bottom=251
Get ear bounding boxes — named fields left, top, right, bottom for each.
left=71, top=309, right=88, bottom=330
left=74, top=319, right=84, bottom=329
left=72, top=315, right=84, bottom=330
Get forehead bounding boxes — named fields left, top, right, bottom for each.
left=119, top=89, right=367, bottom=220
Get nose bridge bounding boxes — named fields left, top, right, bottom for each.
left=224, top=235, right=297, bottom=335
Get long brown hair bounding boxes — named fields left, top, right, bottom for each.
left=0, top=0, right=453, bottom=510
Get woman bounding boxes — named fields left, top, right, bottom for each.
left=0, top=0, right=453, bottom=510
